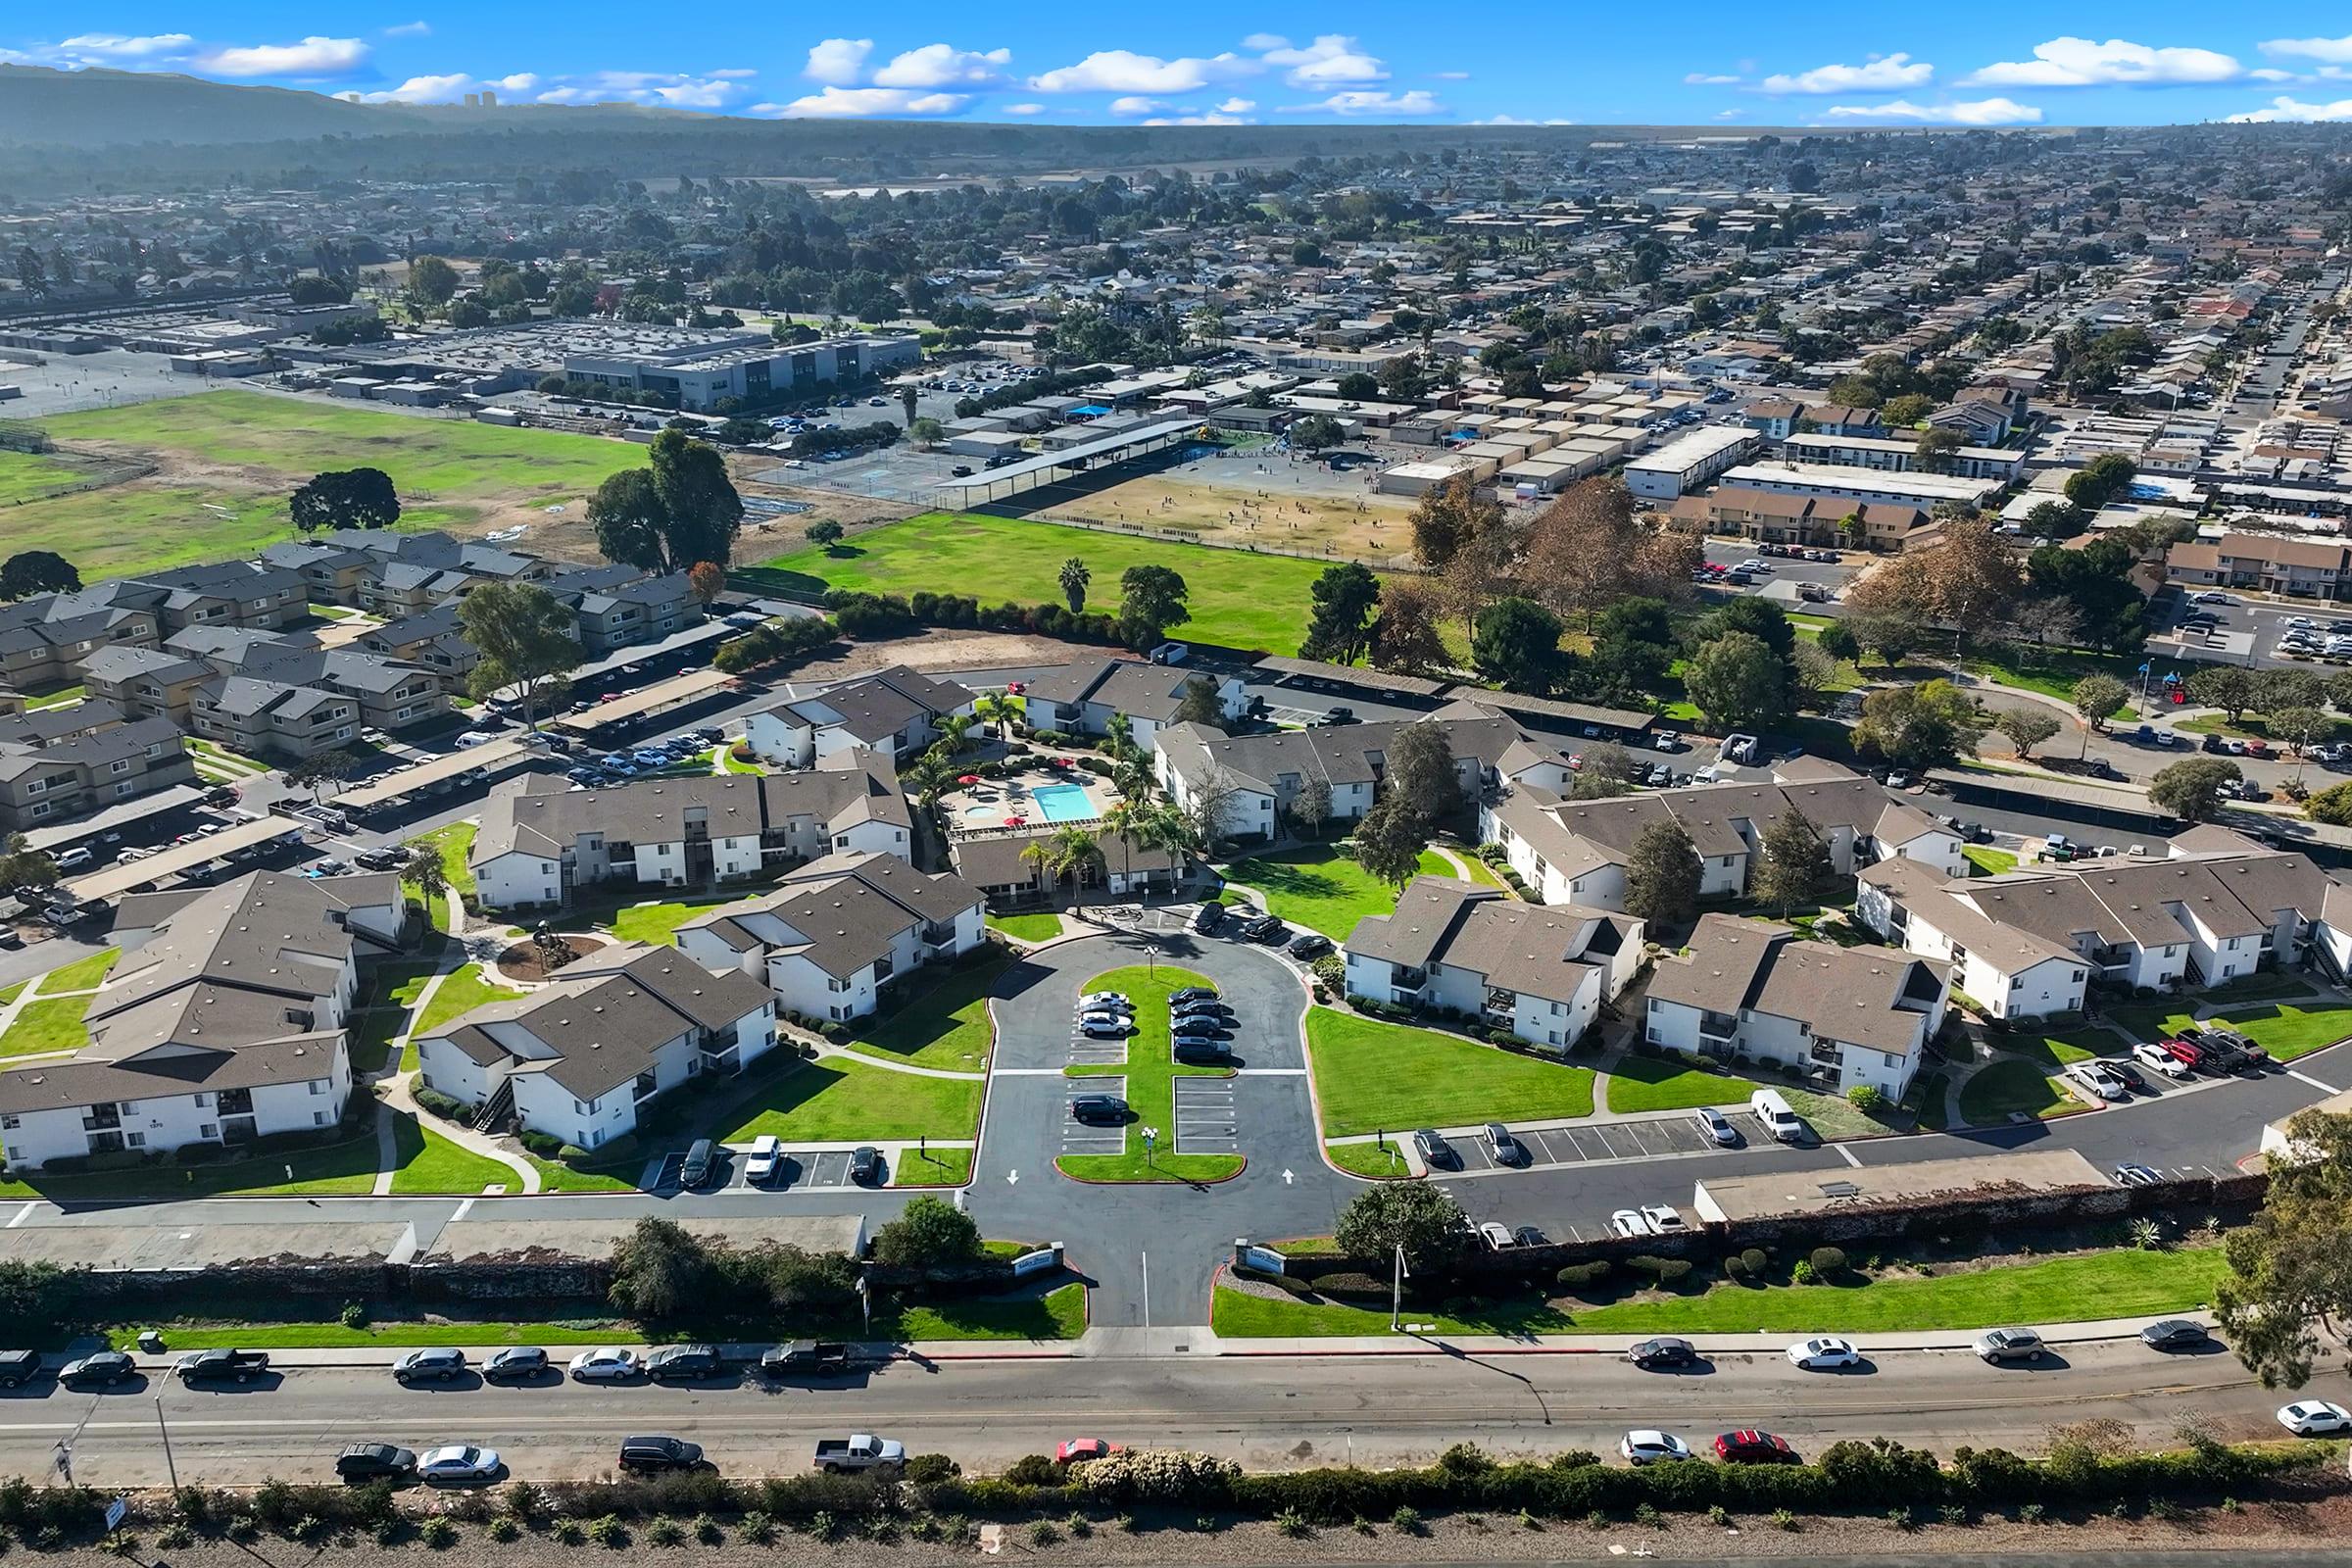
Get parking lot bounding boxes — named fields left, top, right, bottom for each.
left=1432, top=1106, right=1780, bottom=1178
left=1173, top=1074, right=1240, bottom=1154
left=1068, top=1018, right=1129, bottom=1067
left=653, top=1147, right=882, bottom=1193
left=1061, top=1076, right=1128, bottom=1156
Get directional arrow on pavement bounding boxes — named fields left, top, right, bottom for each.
left=1282, top=1169, right=1295, bottom=1185
left=1006, top=1168, right=1019, bottom=1185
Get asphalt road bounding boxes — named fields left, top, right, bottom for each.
left=0, top=1336, right=2292, bottom=1487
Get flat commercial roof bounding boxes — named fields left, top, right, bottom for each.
left=553, top=667, right=734, bottom=733
left=1692, top=1149, right=2103, bottom=1223
left=62, top=816, right=305, bottom=904
left=23, top=784, right=205, bottom=853
left=338, top=738, right=532, bottom=808
left=1722, top=461, right=1997, bottom=505
left=1255, top=655, right=1448, bottom=700
left=931, top=416, right=1200, bottom=507
left=1469, top=689, right=1658, bottom=734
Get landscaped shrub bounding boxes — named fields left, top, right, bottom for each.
left=413, top=1088, right=465, bottom=1122
left=1308, top=1271, right=1387, bottom=1298
left=1624, top=1255, right=1693, bottom=1286
left=518, top=1129, right=564, bottom=1158
left=1808, top=1247, right=1847, bottom=1278
left=1554, top=1259, right=1610, bottom=1289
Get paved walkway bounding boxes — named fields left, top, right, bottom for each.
left=813, top=1040, right=986, bottom=1081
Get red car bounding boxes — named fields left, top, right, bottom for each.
left=2157, top=1037, right=2206, bottom=1069
left=1054, top=1439, right=1122, bottom=1464
left=1713, top=1430, right=1797, bottom=1464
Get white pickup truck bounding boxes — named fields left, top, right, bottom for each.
left=813, top=1435, right=905, bottom=1473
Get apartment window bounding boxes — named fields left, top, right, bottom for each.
left=199, top=1124, right=216, bottom=1139
left=109, top=759, right=130, bottom=774
left=194, top=1093, right=210, bottom=1107
left=314, top=1111, right=328, bottom=1127
left=113, top=781, right=135, bottom=799
left=125, top=1132, right=145, bottom=1149
left=308, top=1080, right=325, bottom=1096
left=828, top=977, right=851, bottom=993
left=573, top=1099, right=590, bottom=1115
left=0, top=1115, right=16, bottom=1131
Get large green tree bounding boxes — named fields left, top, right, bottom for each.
left=459, top=581, right=582, bottom=726
left=1854, top=679, right=1985, bottom=770
left=649, top=428, right=746, bottom=569
left=2215, top=1107, right=2352, bottom=1389
left=1117, top=564, right=1191, bottom=650
left=1624, top=818, right=1700, bottom=927
left=1754, top=808, right=1832, bottom=917
left=289, top=466, right=401, bottom=533
left=870, top=1195, right=982, bottom=1268
left=2148, top=757, right=2241, bottom=823
left=1384, top=720, right=1462, bottom=822
left=587, top=468, right=670, bottom=571
left=1470, top=597, right=1564, bottom=695
left=1335, top=1177, right=1470, bottom=1274
left=1299, top=563, right=1382, bottom=665
left=0, top=550, right=79, bottom=601
left=1684, top=631, right=1787, bottom=732
left=1351, top=792, right=1432, bottom=888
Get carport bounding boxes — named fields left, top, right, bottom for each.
left=928, top=416, right=1202, bottom=508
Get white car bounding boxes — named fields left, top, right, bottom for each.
left=1691, top=1106, right=1737, bottom=1146
left=1618, top=1430, right=1692, bottom=1465
left=2278, top=1400, right=2352, bottom=1437
left=417, top=1445, right=501, bottom=1485
left=1077, top=1012, right=1130, bottom=1038
left=2132, top=1040, right=2193, bottom=1079
left=2065, top=1060, right=2131, bottom=1102
left=1078, top=992, right=1132, bottom=1012
left=453, top=731, right=501, bottom=750
left=1608, top=1208, right=1652, bottom=1239
left=1787, top=1336, right=1862, bottom=1370
left=745, top=1134, right=784, bottom=1185
left=1640, top=1203, right=1688, bottom=1234
left=566, top=1348, right=641, bottom=1382
left=2193, top=590, right=2231, bottom=604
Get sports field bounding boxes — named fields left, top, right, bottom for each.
left=754, top=510, right=1356, bottom=654
left=6, top=389, right=650, bottom=579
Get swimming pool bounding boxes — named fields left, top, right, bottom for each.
left=1030, top=782, right=1098, bottom=823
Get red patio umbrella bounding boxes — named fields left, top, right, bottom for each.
left=1004, top=815, right=1026, bottom=827
left=958, top=774, right=981, bottom=785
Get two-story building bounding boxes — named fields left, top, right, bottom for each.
left=1017, top=658, right=1247, bottom=749
left=0, top=704, right=199, bottom=833
left=744, top=665, right=976, bottom=768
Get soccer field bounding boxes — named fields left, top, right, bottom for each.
left=9, top=389, right=648, bottom=579
left=754, top=510, right=1353, bottom=654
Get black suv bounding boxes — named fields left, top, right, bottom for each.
left=336, top=1444, right=417, bottom=1484
left=619, top=1435, right=707, bottom=1474
left=645, top=1345, right=725, bottom=1381
left=1191, top=902, right=1226, bottom=934
left=0, top=1350, right=41, bottom=1388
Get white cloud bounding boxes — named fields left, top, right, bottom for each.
left=1685, top=72, right=1740, bottom=85
left=57, top=32, right=194, bottom=60
left=1961, top=37, right=2240, bottom=87
left=1027, top=49, right=1250, bottom=94
left=357, top=72, right=542, bottom=104
left=1215, top=96, right=1255, bottom=113
left=532, top=72, right=753, bottom=109
left=1759, top=53, right=1933, bottom=94
left=804, top=38, right=873, bottom=84
left=761, top=85, right=971, bottom=117
left=1241, top=33, right=1290, bottom=52
left=2249, top=68, right=2299, bottom=82
left=383, top=21, right=431, bottom=38
left=2228, top=94, right=2352, bottom=122
left=871, top=44, right=1012, bottom=88
left=1259, top=33, right=1387, bottom=86
left=1108, top=95, right=1162, bottom=115
left=1471, top=113, right=1573, bottom=125
left=1142, top=112, right=1251, bottom=124
left=199, top=35, right=370, bottom=76
left=1821, top=96, right=2042, bottom=124
left=1286, top=89, right=1443, bottom=117
left=1429, top=71, right=1469, bottom=80
left=2262, top=34, right=2352, bottom=64
left=1002, top=101, right=1046, bottom=115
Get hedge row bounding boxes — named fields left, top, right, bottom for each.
left=830, top=589, right=1123, bottom=646
left=713, top=614, right=840, bottom=675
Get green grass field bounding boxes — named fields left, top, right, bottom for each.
left=1222, top=844, right=1448, bottom=939
left=39, top=948, right=122, bottom=993
left=841, top=956, right=1005, bottom=1072
left=1605, top=1052, right=1753, bottom=1113
left=1963, top=846, right=2019, bottom=877
left=0, top=995, right=97, bottom=1058
left=406, top=821, right=478, bottom=898
left=607, top=896, right=740, bottom=946
left=986, top=911, right=1063, bottom=943
left=1211, top=1246, right=2230, bottom=1339
left=1324, top=1139, right=1413, bottom=1178
left=890, top=1146, right=975, bottom=1186
left=12, top=390, right=644, bottom=580
left=1305, top=1009, right=1594, bottom=1138
left=413, top=963, right=524, bottom=1044
left=387, top=1116, right=521, bottom=1196
left=722, top=1054, right=982, bottom=1144
left=1061, top=964, right=1245, bottom=1182
left=1957, top=1058, right=2082, bottom=1124
left=754, top=510, right=1349, bottom=654
left=0, top=447, right=101, bottom=505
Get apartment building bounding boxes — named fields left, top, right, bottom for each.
left=469, top=761, right=912, bottom=911
left=745, top=665, right=977, bottom=768
left=414, top=943, right=777, bottom=1151
left=1715, top=460, right=2002, bottom=514
left=1643, top=912, right=1950, bottom=1100
left=545, top=566, right=703, bottom=655
left=1485, top=765, right=1963, bottom=910
left=79, top=646, right=215, bottom=726
left=1780, top=431, right=2024, bottom=483
left=356, top=604, right=480, bottom=694
left=0, top=588, right=160, bottom=693
left=1017, top=658, right=1247, bottom=748
left=0, top=870, right=402, bottom=1171
left=1668, top=484, right=1930, bottom=550
left=260, top=530, right=552, bottom=611
left=0, top=704, right=199, bottom=833
left=1342, top=875, right=1642, bottom=1053
left=674, top=850, right=986, bottom=1023
left=174, top=638, right=450, bottom=759
left=2165, top=533, right=2352, bottom=600
left=1623, top=425, right=1758, bottom=500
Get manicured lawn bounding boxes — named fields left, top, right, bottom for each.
left=0, top=981, right=21, bottom=1006
left=347, top=1006, right=407, bottom=1075
left=1605, top=1052, right=1751, bottom=1113
left=1212, top=1286, right=1573, bottom=1339
left=1963, top=846, right=2019, bottom=877
left=891, top=1146, right=974, bottom=1186
left=406, top=821, right=477, bottom=897
left=1223, top=844, right=1449, bottom=939
left=359, top=957, right=439, bottom=1010
left=2200, top=1001, right=2352, bottom=1062
left=718, top=748, right=765, bottom=775
left=412, top=964, right=525, bottom=1046
left=1305, top=1008, right=1594, bottom=1138
left=1211, top=1247, right=2230, bottom=1339
left=1443, top=850, right=1507, bottom=890
left=890, top=1281, right=1086, bottom=1342
left=1061, top=964, right=1245, bottom=1183
left=842, top=956, right=1006, bottom=1071
left=387, top=1116, right=521, bottom=1196
left=38, top=948, right=121, bottom=993
left=4, top=1131, right=384, bottom=1200
left=21, top=389, right=645, bottom=580
left=0, top=995, right=96, bottom=1058
left=607, top=897, right=740, bottom=946
left=521, top=1153, right=643, bottom=1194
left=1957, top=1058, right=2082, bottom=1124
left=2006, top=1027, right=2130, bottom=1070
left=986, top=911, right=1063, bottom=943
left=751, top=510, right=1350, bottom=655
left=1325, top=1139, right=1413, bottom=1179
left=722, top=1054, right=983, bottom=1144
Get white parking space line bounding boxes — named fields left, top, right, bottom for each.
left=2289, top=1068, right=2341, bottom=1094
left=1234, top=1067, right=1305, bottom=1076
left=994, top=1067, right=1068, bottom=1076
left=1835, top=1142, right=1864, bottom=1168
left=5, top=1201, right=34, bottom=1228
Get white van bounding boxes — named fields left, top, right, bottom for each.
left=1750, top=1088, right=1805, bottom=1144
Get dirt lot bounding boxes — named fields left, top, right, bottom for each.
left=778, top=626, right=1079, bottom=681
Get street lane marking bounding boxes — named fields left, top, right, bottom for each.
left=2289, top=1068, right=2340, bottom=1094
left=993, top=1068, right=1067, bottom=1076
left=1835, top=1143, right=1863, bottom=1169
left=1234, top=1067, right=1305, bottom=1076
left=6, top=1202, right=34, bottom=1229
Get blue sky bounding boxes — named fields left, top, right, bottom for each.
left=20, top=5, right=2352, bottom=127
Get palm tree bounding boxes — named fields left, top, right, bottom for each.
left=936, top=713, right=974, bottom=756
left=975, top=692, right=1017, bottom=741
left=1046, top=825, right=1103, bottom=914
left=1138, top=803, right=1202, bottom=891
left=1102, top=800, right=1141, bottom=895
left=1103, top=710, right=1134, bottom=764
left=1057, top=557, right=1092, bottom=614
left=1113, top=757, right=1153, bottom=804
left=903, top=751, right=955, bottom=809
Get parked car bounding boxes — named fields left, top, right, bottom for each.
left=849, top=1146, right=883, bottom=1185
left=1055, top=1438, right=1123, bottom=1464
left=1411, top=1128, right=1457, bottom=1168
left=0, top=1350, right=41, bottom=1388
left=2065, top=1060, right=2132, bottom=1102
left=1287, top=931, right=1334, bottom=959
left=335, top=1444, right=417, bottom=1484
left=482, top=1347, right=548, bottom=1383
left=1078, top=991, right=1132, bottom=1012
left=1078, top=1011, right=1131, bottom=1038
left=679, top=1138, right=722, bottom=1188
left=1069, top=1094, right=1130, bottom=1124
left=2140, top=1318, right=2209, bottom=1350
left=1626, top=1337, right=1696, bottom=1370
left=1691, top=1106, right=1737, bottom=1146
left=1714, top=1431, right=1798, bottom=1464
left=1608, top=1208, right=1652, bottom=1239
left=1236, top=913, right=1287, bottom=943
left=417, top=1445, right=501, bottom=1486
left=762, top=1342, right=857, bottom=1377
left=1750, top=1088, right=1805, bottom=1143
left=1191, top=903, right=1225, bottom=933
left=1168, top=987, right=1217, bottom=1005
left=2278, top=1400, right=2352, bottom=1437
left=2132, top=1041, right=2193, bottom=1079
left=813, top=1435, right=906, bottom=1473
left=2114, top=1161, right=2163, bottom=1187
left=1484, top=1122, right=1526, bottom=1165
left=1975, top=1327, right=2045, bottom=1363
left=645, top=1345, right=725, bottom=1382
left=1618, top=1431, right=1692, bottom=1465
left=567, top=1348, right=643, bottom=1382
left=619, top=1435, right=707, bottom=1473
left=56, top=1351, right=135, bottom=1390
left=175, top=1349, right=269, bottom=1384
left=392, top=1348, right=467, bottom=1385
left=1787, top=1336, right=1861, bottom=1370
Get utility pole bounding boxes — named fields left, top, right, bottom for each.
left=1390, top=1244, right=1411, bottom=1334
left=155, top=1396, right=178, bottom=1493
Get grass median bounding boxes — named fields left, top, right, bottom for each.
left=1305, top=1008, right=1593, bottom=1139
left=1060, top=963, right=1244, bottom=1183
left=1221, top=844, right=1449, bottom=939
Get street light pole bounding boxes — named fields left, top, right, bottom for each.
left=1390, top=1244, right=1411, bottom=1333
left=155, top=1396, right=178, bottom=1494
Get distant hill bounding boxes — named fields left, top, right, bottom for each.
left=0, top=65, right=407, bottom=147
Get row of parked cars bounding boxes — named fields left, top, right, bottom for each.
left=1189, top=900, right=1333, bottom=959
left=565, top=728, right=726, bottom=787
left=2063, top=1024, right=2270, bottom=1106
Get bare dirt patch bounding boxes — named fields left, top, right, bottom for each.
left=495, top=933, right=610, bottom=983
left=783, top=627, right=1079, bottom=680
left=1039, top=470, right=1419, bottom=569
